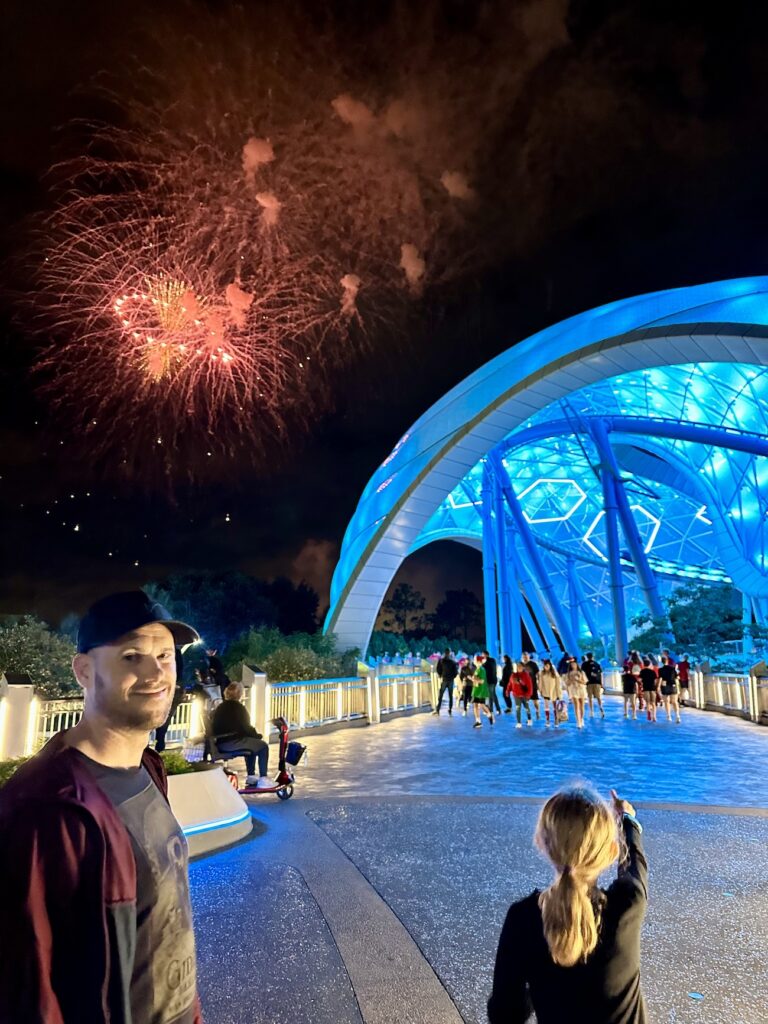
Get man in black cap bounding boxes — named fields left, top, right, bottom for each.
left=0, top=591, right=202, bottom=1024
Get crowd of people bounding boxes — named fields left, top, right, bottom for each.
left=433, top=647, right=691, bottom=729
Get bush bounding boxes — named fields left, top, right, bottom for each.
left=226, top=626, right=358, bottom=682
left=159, top=751, right=215, bottom=776
left=0, top=617, right=78, bottom=698
left=0, top=757, right=30, bottom=788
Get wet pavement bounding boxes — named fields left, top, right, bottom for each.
left=190, top=698, right=768, bottom=1024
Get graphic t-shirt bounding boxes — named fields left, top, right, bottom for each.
left=77, top=753, right=197, bottom=1024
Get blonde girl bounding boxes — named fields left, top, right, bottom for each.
left=489, top=785, right=648, bottom=1023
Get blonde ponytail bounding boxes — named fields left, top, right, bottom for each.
left=535, top=787, right=619, bottom=967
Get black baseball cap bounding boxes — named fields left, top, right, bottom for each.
left=77, top=591, right=199, bottom=653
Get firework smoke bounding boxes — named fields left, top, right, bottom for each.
left=29, top=0, right=570, bottom=480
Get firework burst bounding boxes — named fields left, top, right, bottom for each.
left=28, top=2, right=562, bottom=480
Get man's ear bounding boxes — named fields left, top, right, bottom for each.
left=72, top=652, right=93, bottom=691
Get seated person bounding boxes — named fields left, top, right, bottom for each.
left=211, top=682, right=271, bottom=788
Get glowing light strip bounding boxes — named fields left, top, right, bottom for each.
left=518, top=477, right=587, bottom=524
left=182, top=808, right=251, bottom=837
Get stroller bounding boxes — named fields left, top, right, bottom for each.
left=232, top=717, right=306, bottom=801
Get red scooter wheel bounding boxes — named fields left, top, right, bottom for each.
left=276, top=785, right=294, bottom=800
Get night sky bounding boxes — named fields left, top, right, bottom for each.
left=3, top=0, right=768, bottom=624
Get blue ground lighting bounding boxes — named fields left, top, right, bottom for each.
left=326, top=279, right=768, bottom=657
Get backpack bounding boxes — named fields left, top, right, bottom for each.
left=555, top=699, right=569, bottom=723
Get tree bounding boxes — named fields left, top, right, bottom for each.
left=431, top=589, right=483, bottom=641
left=0, top=617, right=77, bottom=698
left=630, top=583, right=748, bottom=661
left=382, top=583, right=426, bottom=633
left=145, top=571, right=277, bottom=652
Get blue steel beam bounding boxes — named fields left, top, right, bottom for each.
left=589, top=418, right=669, bottom=626
left=481, top=466, right=500, bottom=655
left=491, top=470, right=513, bottom=657
left=567, top=552, right=602, bottom=641
left=499, top=415, right=768, bottom=461
left=600, top=469, right=629, bottom=664
left=507, top=528, right=553, bottom=654
left=489, top=452, right=580, bottom=654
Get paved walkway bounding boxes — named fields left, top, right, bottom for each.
left=190, top=699, right=768, bottom=1024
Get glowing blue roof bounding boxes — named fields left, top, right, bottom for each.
left=326, top=278, right=768, bottom=653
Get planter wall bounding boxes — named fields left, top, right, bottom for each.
left=167, top=767, right=252, bottom=857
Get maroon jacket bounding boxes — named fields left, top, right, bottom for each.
left=0, top=732, right=202, bottom=1024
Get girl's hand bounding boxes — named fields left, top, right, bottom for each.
left=610, top=789, right=636, bottom=819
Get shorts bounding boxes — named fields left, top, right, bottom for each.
left=661, top=685, right=677, bottom=696
left=530, top=680, right=539, bottom=699
left=587, top=683, right=602, bottom=698
left=472, top=696, right=488, bottom=704
left=622, top=681, right=637, bottom=695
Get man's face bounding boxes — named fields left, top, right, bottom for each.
left=74, top=623, right=177, bottom=731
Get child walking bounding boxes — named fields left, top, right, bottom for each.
left=472, top=654, right=495, bottom=728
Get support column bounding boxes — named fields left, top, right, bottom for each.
left=481, top=465, right=500, bottom=656
left=505, top=525, right=523, bottom=657
left=599, top=469, right=628, bottom=665
left=567, top=555, right=602, bottom=641
left=507, top=528, right=558, bottom=654
left=489, top=452, right=580, bottom=654
left=590, top=419, right=668, bottom=627
left=742, top=591, right=753, bottom=659
left=566, top=556, right=580, bottom=644
left=492, top=470, right=512, bottom=657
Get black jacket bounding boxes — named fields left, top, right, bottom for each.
left=436, top=657, right=458, bottom=682
left=484, top=657, right=498, bottom=687
left=211, top=700, right=260, bottom=740
left=489, top=818, right=648, bottom=1024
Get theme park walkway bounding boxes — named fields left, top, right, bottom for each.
left=190, top=698, right=768, bottom=1024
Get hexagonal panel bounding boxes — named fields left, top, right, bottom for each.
left=517, top=477, right=588, bottom=524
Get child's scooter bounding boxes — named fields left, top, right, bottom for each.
left=233, top=717, right=305, bottom=801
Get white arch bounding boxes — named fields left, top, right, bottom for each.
left=325, top=278, right=768, bottom=653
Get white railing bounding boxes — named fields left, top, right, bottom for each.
left=268, top=677, right=369, bottom=730
left=602, top=666, right=765, bottom=724
left=378, top=670, right=434, bottom=715
left=33, top=697, right=196, bottom=752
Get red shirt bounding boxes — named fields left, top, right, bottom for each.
left=507, top=671, right=533, bottom=699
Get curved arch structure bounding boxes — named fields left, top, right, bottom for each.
left=325, top=278, right=768, bottom=656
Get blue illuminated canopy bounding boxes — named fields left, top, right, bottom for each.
left=325, top=278, right=768, bottom=655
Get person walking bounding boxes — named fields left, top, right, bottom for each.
left=433, top=648, right=459, bottom=715
left=458, top=657, right=475, bottom=715
left=506, top=662, right=534, bottom=728
left=621, top=666, right=638, bottom=719
left=677, top=654, right=691, bottom=705
left=582, top=652, right=605, bottom=719
left=0, top=591, right=202, bottom=1024
left=639, top=658, right=659, bottom=722
left=484, top=650, right=501, bottom=716
left=537, top=658, right=561, bottom=728
left=501, top=654, right=514, bottom=713
left=658, top=656, right=681, bottom=723
left=521, top=652, right=541, bottom=720
left=564, top=658, right=588, bottom=729
left=472, top=654, right=495, bottom=728
left=488, top=785, right=648, bottom=1024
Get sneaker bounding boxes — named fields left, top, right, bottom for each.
left=245, top=775, right=260, bottom=787
left=504, top=708, right=512, bottom=714
left=256, top=776, right=274, bottom=790
left=527, top=719, right=532, bottom=727
left=545, top=722, right=551, bottom=728
left=462, top=710, right=467, bottom=716
left=431, top=710, right=439, bottom=716
left=515, top=723, right=522, bottom=729
left=448, top=709, right=452, bottom=716
left=676, top=716, right=681, bottom=724
left=489, top=715, right=495, bottom=726
left=473, top=721, right=482, bottom=728
left=600, top=710, right=605, bottom=718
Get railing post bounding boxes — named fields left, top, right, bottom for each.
left=336, top=683, right=344, bottom=722
left=0, top=676, right=37, bottom=760
left=242, top=664, right=269, bottom=739
left=298, top=688, right=307, bottom=728
left=748, top=674, right=759, bottom=722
